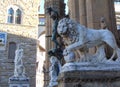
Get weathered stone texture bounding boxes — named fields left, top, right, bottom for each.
left=58, top=70, right=120, bottom=87
left=0, top=0, right=39, bottom=87
left=0, top=31, right=37, bottom=87
left=0, top=0, right=38, bottom=26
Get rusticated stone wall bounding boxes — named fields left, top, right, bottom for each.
left=0, top=23, right=37, bottom=87
left=0, top=0, right=39, bottom=87
left=0, top=0, right=38, bottom=26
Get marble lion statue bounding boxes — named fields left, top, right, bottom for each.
left=57, top=18, right=120, bottom=62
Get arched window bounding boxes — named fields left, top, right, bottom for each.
left=8, top=42, right=17, bottom=59
left=15, top=9, right=21, bottom=24
left=7, top=6, right=22, bottom=24
left=7, top=8, right=14, bottom=23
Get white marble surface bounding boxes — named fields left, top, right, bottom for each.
left=61, top=62, right=120, bottom=73
left=49, top=56, right=61, bottom=87
left=14, top=47, right=26, bottom=78
left=57, top=18, right=120, bottom=63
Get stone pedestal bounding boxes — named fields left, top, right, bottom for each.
left=58, top=62, right=120, bottom=87
left=9, top=76, right=30, bottom=87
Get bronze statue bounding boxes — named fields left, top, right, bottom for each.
left=46, top=7, right=61, bottom=49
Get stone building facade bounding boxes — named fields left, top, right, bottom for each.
left=0, top=0, right=39, bottom=87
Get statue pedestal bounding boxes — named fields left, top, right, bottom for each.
left=9, top=76, right=30, bottom=87
left=58, top=62, right=120, bottom=87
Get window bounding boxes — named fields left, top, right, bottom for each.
left=15, top=9, right=21, bottom=24
left=117, top=25, right=120, bottom=30
left=39, top=18, right=45, bottom=25
left=115, top=0, right=120, bottom=2
left=7, top=5, right=22, bottom=24
left=7, top=8, right=14, bottom=23
left=114, top=0, right=120, bottom=4
left=8, top=42, right=16, bottom=59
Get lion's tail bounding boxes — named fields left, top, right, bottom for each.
left=117, top=48, right=120, bottom=58
left=110, top=48, right=120, bottom=60
left=109, top=50, right=116, bottom=60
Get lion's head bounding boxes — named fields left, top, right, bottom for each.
left=57, top=18, right=77, bottom=37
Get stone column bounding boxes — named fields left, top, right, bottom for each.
left=68, top=0, right=75, bottom=20
left=85, top=0, right=119, bottom=55
left=85, top=0, right=118, bottom=31
left=79, top=0, right=87, bottom=26
left=68, top=0, right=80, bottom=22
left=108, top=0, right=119, bottom=42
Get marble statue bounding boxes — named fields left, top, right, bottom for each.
left=14, top=46, right=26, bottom=78
left=57, top=18, right=120, bottom=63
left=46, top=7, right=61, bottom=49
left=100, top=17, right=107, bottom=29
left=63, top=50, right=76, bottom=63
left=48, top=50, right=61, bottom=87
left=9, top=45, right=29, bottom=87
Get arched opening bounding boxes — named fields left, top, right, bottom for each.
left=15, top=9, right=22, bottom=24
left=7, top=8, right=14, bottom=23
left=8, top=42, right=17, bottom=59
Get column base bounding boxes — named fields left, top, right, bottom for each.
left=9, top=76, right=30, bottom=87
